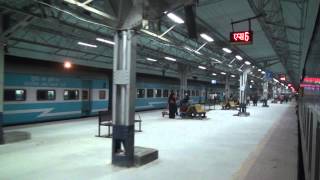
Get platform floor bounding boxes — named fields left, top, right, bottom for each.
left=0, top=102, right=297, bottom=180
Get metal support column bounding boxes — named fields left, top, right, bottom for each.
left=262, top=82, right=269, bottom=107
left=0, top=15, right=4, bottom=144
left=236, top=69, right=250, bottom=117
left=178, top=64, right=190, bottom=99
left=112, top=30, right=136, bottom=167
left=224, top=75, right=231, bottom=101
left=272, top=85, right=277, bottom=99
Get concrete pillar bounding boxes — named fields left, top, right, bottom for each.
left=237, top=68, right=250, bottom=116
left=177, top=64, right=190, bottom=99
left=272, top=85, right=277, bottom=99
left=112, top=30, right=137, bottom=167
left=225, top=75, right=230, bottom=101
left=0, top=16, right=4, bottom=144
left=262, top=82, right=269, bottom=107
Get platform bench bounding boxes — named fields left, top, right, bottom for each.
left=96, top=111, right=142, bottom=138
left=96, top=111, right=113, bottom=138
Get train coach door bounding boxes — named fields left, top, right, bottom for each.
left=81, top=80, right=92, bottom=116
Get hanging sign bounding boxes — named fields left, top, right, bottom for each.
left=230, top=31, right=253, bottom=44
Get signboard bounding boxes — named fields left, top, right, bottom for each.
left=265, top=71, right=273, bottom=81
left=230, top=31, right=253, bottom=44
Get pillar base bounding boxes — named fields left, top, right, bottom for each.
left=1, top=131, right=31, bottom=144
left=112, top=125, right=135, bottom=167
left=134, top=146, right=158, bottom=166
left=262, top=100, right=269, bottom=107
left=234, top=112, right=250, bottom=117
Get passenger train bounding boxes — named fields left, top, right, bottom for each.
left=3, top=57, right=229, bottom=126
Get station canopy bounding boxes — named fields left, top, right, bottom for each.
left=0, top=0, right=318, bottom=87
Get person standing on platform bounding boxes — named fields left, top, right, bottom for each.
left=168, top=92, right=177, bottom=119
left=246, top=96, right=250, bottom=106
left=253, top=95, right=258, bottom=106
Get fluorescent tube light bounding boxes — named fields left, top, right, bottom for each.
left=96, top=38, right=115, bottom=45
left=211, top=57, right=222, bottom=63
left=200, top=33, right=214, bottom=42
left=222, top=48, right=232, bottom=53
left=146, top=58, right=157, bottom=62
left=78, top=41, right=97, bottom=48
left=235, top=55, right=243, bottom=60
left=244, top=61, right=251, bottom=65
left=167, top=13, right=184, bottom=24
left=165, top=57, right=176, bottom=62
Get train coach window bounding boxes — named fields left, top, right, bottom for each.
left=37, top=90, right=56, bottom=101
left=196, top=90, right=199, bottom=96
left=155, top=89, right=162, bottom=97
left=192, top=90, right=195, bottom=96
left=64, top=90, right=79, bottom=100
left=147, top=89, right=154, bottom=98
left=137, top=89, right=145, bottom=98
left=99, top=90, right=106, bottom=99
left=82, top=90, right=89, bottom=100
left=163, top=89, right=169, bottom=97
left=4, top=89, right=26, bottom=101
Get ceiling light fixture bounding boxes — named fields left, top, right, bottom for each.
left=96, top=38, right=115, bottom=45
left=77, top=41, right=97, bottom=48
left=235, top=55, right=243, bottom=60
left=194, top=51, right=202, bottom=55
left=258, top=69, right=261, bottom=72
left=200, top=33, right=214, bottom=42
left=165, top=57, right=176, bottom=62
left=244, top=61, right=251, bottom=65
left=220, top=72, right=226, bottom=75
left=64, top=61, right=72, bottom=69
left=212, top=73, right=217, bottom=76
left=222, top=48, right=232, bottom=53
left=198, top=65, right=207, bottom=70
left=167, top=13, right=184, bottom=24
left=146, top=57, right=157, bottom=62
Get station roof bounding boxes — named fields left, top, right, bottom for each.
left=0, top=0, right=318, bottom=87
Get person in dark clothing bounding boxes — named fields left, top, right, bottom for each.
left=168, top=92, right=177, bottom=119
left=253, top=95, right=258, bottom=106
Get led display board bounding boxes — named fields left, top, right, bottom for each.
left=230, top=31, right=253, bottom=44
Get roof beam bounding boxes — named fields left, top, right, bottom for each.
left=1, top=15, right=34, bottom=39
left=272, top=37, right=300, bottom=45
left=280, top=0, right=305, bottom=3
left=265, top=21, right=303, bottom=31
